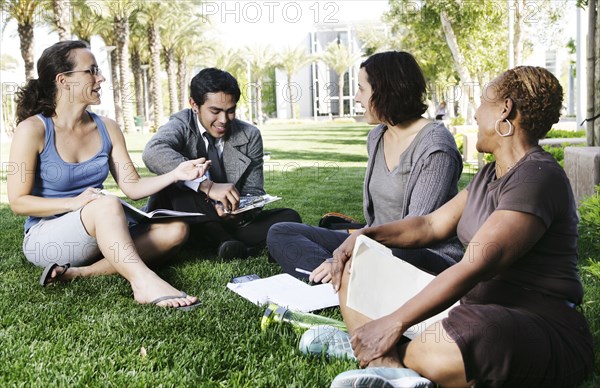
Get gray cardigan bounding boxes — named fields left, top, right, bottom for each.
left=142, top=109, right=265, bottom=196
left=363, top=122, right=464, bottom=261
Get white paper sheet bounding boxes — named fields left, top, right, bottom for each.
left=227, top=273, right=339, bottom=312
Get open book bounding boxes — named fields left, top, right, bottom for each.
left=227, top=273, right=339, bottom=312
left=100, top=190, right=205, bottom=222
left=346, top=235, right=458, bottom=340
left=229, top=194, right=281, bottom=214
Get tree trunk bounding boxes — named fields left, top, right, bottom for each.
left=256, top=79, right=264, bottom=126
left=18, top=22, right=35, bottom=80
left=109, top=51, right=124, bottom=129
left=165, top=47, right=178, bottom=116
left=115, top=16, right=135, bottom=133
left=131, top=50, right=144, bottom=119
left=177, top=59, right=187, bottom=111
left=148, top=23, right=163, bottom=131
left=338, top=73, right=345, bottom=117
left=440, top=10, right=476, bottom=124
left=595, top=0, right=600, bottom=146
left=287, top=73, right=295, bottom=119
left=513, top=0, right=525, bottom=65
left=587, top=0, right=598, bottom=146
left=52, top=0, right=71, bottom=41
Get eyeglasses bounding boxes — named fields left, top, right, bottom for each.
left=62, top=65, right=101, bottom=76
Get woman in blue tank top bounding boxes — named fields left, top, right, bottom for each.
left=8, top=40, right=210, bottom=310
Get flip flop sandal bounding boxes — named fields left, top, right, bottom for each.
left=39, top=263, right=71, bottom=286
left=150, top=292, right=202, bottom=311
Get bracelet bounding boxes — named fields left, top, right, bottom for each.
left=205, top=180, right=214, bottom=198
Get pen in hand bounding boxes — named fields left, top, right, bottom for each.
left=295, top=268, right=314, bottom=285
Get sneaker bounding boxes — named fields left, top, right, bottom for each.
left=299, top=325, right=355, bottom=360
left=217, top=240, right=249, bottom=260
left=330, top=367, right=434, bottom=388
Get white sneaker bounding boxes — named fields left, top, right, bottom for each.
left=298, top=325, right=356, bottom=360
left=330, top=367, right=434, bottom=388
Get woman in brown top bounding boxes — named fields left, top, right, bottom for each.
left=329, top=66, right=594, bottom=387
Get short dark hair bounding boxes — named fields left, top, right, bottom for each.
left=495, top=66, right=563, bottom=141
left=360, top=51, right=428, bottom=126
left=190, top=68, right=241, bottom=106
left=16, top=40, right=89, bottom=124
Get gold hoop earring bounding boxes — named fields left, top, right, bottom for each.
left=495, top=119, right=514, bottom=137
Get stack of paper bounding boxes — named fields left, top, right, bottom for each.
left=346, top=235, right=457, bottom=339
left=227, top=273, right=339, bottom=312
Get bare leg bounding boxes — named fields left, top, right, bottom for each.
left=338, top=265, right=402, bottom=367
left=62, top=196, right=196, bottom=308
left=338, top=261, right=371, bottom=335
left=400, top=322, right=471, bottom=387
left=62, top=221, right=190, bottom=279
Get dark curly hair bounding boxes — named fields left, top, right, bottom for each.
left=16, top=40, right=89, bottom=124
left=360, top=51, right=428, bottom=126
left=190, top=67, right=241, bottom=106
left=495, top=66, right=563, bottom=141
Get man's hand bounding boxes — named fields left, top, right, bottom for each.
left=205, top=182, right=240, bottom=213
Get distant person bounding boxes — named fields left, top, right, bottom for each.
left=8, top=40, right=206, bottom=310
left=328, top=66, right=594, bottom=387
left=267, top=51, right=463, bottom=282
left=142, top=68, right=301, bottom=260
left=435, top=100, right=447, bottom=120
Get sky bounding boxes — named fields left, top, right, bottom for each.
left=0, top=0, right=390, bottom=72
left=209, top=0, right=390, bottom=48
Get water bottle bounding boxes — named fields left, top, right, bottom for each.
left=261, top=303, right=347, bottom=333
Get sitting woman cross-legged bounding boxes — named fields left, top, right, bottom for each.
left=329, top=66, right=594, bottom=387
left=8, top=40, right=209, bottom=310
left=267, top=51, right=464, bottom=281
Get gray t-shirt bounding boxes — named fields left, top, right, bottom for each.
left=369, top=129, right=424, bottom=226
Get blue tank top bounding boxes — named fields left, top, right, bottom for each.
left=24, top=112, right=112, bottom=232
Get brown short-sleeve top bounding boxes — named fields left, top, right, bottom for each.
left=457, top=146, right=583, bottom=304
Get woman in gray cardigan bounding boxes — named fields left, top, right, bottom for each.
left=267, top=51, right=463, bottom=281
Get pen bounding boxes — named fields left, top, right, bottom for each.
left=295, top=268, right=312, bottom=276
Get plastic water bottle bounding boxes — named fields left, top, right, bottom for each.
left=261, top=303, right=347, bottom=333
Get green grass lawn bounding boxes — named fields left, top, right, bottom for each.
left=0, top=121, right=597, bottom=386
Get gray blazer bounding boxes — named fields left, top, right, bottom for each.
left=142, top=109, right=265, bottom=196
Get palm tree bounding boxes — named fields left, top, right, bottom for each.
left=70, top=0, right=102, bottom=45
left=1, top=0, right=41, bottom=80
left=129, top=16, right=148, bottom=121
left=159, top=14, right=182, bottom=117
left=96, top=18, right=123, bottom=129
left=172, top=13, right=209, bottom=111
left=245, top=45, right=278, bottom=126
left=276, top=45, right=313, bottom=119
left=137, top=1, right=168, bottom=131
left=320, top=41, right=362, bottom=117
left=50, top=0, right=70, bottom=40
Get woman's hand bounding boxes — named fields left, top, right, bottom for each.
left=331, top=230, right=363, bottom=291
left=351, top=315, right=404, bottom=368
left=309, top=260, right=332, bottom=284
left=172, top=158, right=210, bottom=182
left=68, top=187, right=103, bottom=211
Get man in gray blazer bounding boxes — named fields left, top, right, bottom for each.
left=143, top=68, right=301, bottom=259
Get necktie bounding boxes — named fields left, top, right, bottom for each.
left=204, top=133, right=226, bottom=183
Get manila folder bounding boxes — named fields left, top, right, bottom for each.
left=346, top=235, right=457, bottom=339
